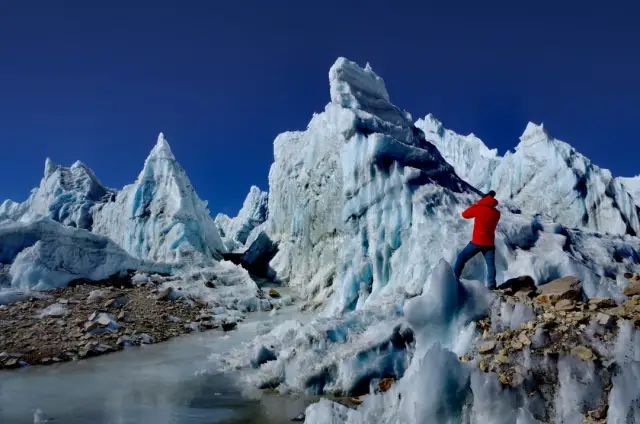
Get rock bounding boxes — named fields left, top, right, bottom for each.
left=589, top=297, right=616, bottom=308
left=623, top=281, right=640, bottom=297
left=268, top=288, right=281, bottom=298
left=555, top=299, right=576, bottom=311
left=595, top=313, right=615, bottom=328
left=518, top=332, right=531, bottom=346
left=204, top=280, right=215, bottom=288
left=495, top=354, right=509, bottom=365
left=156, top=287, right=173, bottom=301
left=116, top=336, right=134, bottom=347
left=571, top=346, right=594, bottom=361
left=137, top=333, right=154, bottom=344
left=221, top=321, right=237, bottom=332
left=378, top=377, right=394, bottom=392
left=539, top=276, right=582, bottom=302
left=498, top=372, right=510, bottom=385
left=511, top=340, right=523, bottom=350
left=478, top=340, right=496, bottom=354
left=498, top=276, right=536, bottom=294
left=479, top=360, right=489, bottom=372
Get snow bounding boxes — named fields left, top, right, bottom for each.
left=0, top=219, right=166, bottom=291
left=92, top=133, right=225, bottom=264
left=215, top=185, right=268, bottom=251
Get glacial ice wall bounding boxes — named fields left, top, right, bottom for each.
left=0, top=159, right=115, bottom=229
left=266, top=57, right=472, bottom=311
left=0, top=219, right=166, bottom=290
left=215, top=185, right=268, bottom=251
left=619, top=175, right=640, bottom=208
left=92, top=134, right=225, bottom=264
left=416, top=114, right=640, bottom=236
left=415, top=113, right=500, bottom=192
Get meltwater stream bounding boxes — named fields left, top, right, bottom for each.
left=0, top=307, right=311, bottom=424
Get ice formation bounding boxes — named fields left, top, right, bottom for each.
left=0, top=219, right=165, bottom=291
left=223, top=57, right=640, bottom=422
left=92, top=134, right=225, bottom=264
left=415, top=113, right=500, bottom=192
left=215, top=185, right=268, bottom=251
left=417, top=115, right=640, bottom=236
left=619, top=175, right=640, bottom=207
left=0, top=158, right=115, bottom=229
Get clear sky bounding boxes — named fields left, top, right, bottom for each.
left=1, top=0, right=638, bottom=215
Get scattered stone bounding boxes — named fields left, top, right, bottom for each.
left=539, top=276, right=582, bottom=302
left=378, top=377, right=394, bottom=392
left=571, top=346, right=594, bottom=361
left=623, top=281, right=640, bottom=297
left=478, top=340, right=496, bottom=354
left=498, top=275, right=536, bottom=294
left=555, top=299, right=576, bottom=311
left=156, top=287, right=173, bottom=301
left=589, top=297, right=616, bottom=308
left=268, top=288, right=281, bottom=298
left=222, top=321, right=238, bottom=332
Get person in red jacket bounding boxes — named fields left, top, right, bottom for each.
left=454, top=190, right=501, bottom=289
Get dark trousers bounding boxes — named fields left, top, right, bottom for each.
left=454, top=242, right=496, bottom=288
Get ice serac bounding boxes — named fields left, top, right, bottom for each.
left=266, top=57, right=472, bottom=310
left=92, top=133, right=225, bottom=264
left=618, top=175, right=640, bottom=208
left=0, top=158, right=115, bottom=229
left=0, top=219, right=165, bottom=291
left=215, top=185, right=268, bottom=251
left=415, top=113, right=499, bottom=192
left=491, top=122, right=640, bottom=236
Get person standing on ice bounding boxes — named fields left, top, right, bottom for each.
left=454, top=190, right=501, bottom=289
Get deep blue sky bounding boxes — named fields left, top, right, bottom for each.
left=1, top=1, right=638, bottom=215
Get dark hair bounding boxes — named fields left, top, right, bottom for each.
left=485, top=190, right=496, bottom=197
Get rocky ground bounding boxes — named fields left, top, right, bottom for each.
left=460, top=272, right=640, bottom=423
left=0, top=273, right=258, bottom=370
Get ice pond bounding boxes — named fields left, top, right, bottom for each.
left=0, top=307, right=311, bottom=424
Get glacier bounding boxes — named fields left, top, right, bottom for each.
left=218, top=57, right=640, bottom=423
left=92, top=134, right=225, bottom=264
left=0, top=218, right=166, bottom=292
left=619, top=175, right=640, bottom=207
left=0, top=158, right=115, bottom=229
left=215, top=185, right=268, bottom=251
left=416, top=116, right=640, bottom=236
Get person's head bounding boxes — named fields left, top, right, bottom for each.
left=485, top=190, right=496, bottom=198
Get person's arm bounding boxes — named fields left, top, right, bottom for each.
left=461, top=204, right=477, bottom=219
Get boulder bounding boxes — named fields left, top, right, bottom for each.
left=539, top=276, right=582, bottom=302
left=498, top=275, right=536, bottom=294
left=571, top=346, right=594, bottom=361
left=555, top=299, right=576, bottom=311
left=478, top=340, right=496, bottom=354
left=623, top=281, right=640, bottom=297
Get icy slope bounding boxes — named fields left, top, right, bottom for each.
left=619, top=175, right=640, bottom=207
left=266, top=57, right=472, bottom=311
left=222, top=59, right=639, bottom=406
left=92, top=134, right=225, bottom=264
left=0, top=218, right=165, bottom=291
left=416, top=115, right=640, bottom=236
left=215, top=185, right=268, bottom=251
left=0, top=159, right=115, bottom=229
left=492, top=123, right=640, bottom=236
left=415, top=114, right=499, bottom=192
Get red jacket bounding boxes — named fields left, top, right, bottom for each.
left=461, top=196, right=500, bottom=246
